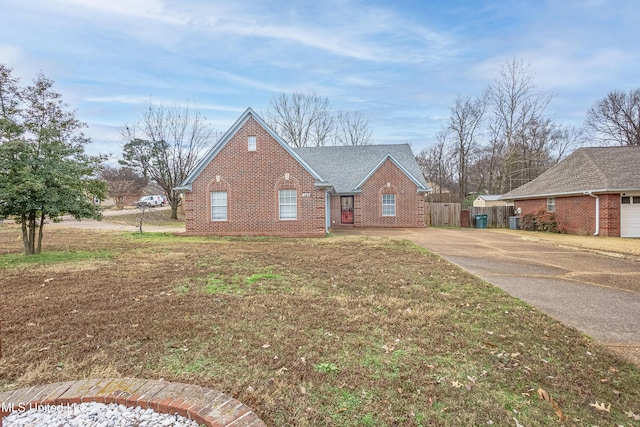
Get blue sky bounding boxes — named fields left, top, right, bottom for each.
left=1, top=0, right=638, bottom=158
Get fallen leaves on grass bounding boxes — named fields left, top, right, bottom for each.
left=537, top=388, right=567, bottom=422
left=589, top=401, right=611, bottom=412
left=626, top=410, right=640, bottom=421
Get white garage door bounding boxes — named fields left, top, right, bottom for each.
left=621, top=195, right=640, bottom=238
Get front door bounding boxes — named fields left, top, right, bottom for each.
left=341, top=196, right=354, bottom=224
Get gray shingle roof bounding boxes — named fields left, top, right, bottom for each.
left=294, top=144, right=429, bottom=194
left=477, top=195, right=503, bottom=201
left=177, top=108, right=429, bottom=194
left=501, top=146, right=640, bottom=199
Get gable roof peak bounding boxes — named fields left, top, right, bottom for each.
left=175, top=107, right=324, bottom=190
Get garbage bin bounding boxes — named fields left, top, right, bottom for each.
left=475, top=214, right=488, bottom=229
left=509, top=216, right=521, bottom=230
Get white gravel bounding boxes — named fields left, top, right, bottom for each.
left=3, top=401, right=201, bottom=427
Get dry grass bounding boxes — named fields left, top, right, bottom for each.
left=102, top=208, right=185, bottom=228
left=1, top=226, right=639, bottom=426
left=496, top=229, right=640, bottom=259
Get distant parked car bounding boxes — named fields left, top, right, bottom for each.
left=136, top=195, right=165, bottom=208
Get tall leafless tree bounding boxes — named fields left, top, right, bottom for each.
left=266, top=91, right=373, bottom=147
left=266, top=91, right=333, bottom=147
left=484, top=58, right=557, bottom=192
left=416, top=131, right=455, bottom=201
left=584, top=88, right=640, bottom=146
left=447, top=95, right=485, bottom=200
left=121, top=102, right=215, bottom=219
left=335, top=111, right=372, bottom=145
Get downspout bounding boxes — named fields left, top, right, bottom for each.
left=585, top=192, right=600, bottom=236
left=325, top=190, right=330, bottom=234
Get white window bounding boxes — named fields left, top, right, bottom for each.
left=382, top=193, right=396, bottom=216
left=279, top=189, right=297, bottom=220
left=546, top=197, right=555, bottom=212
left=211, top=191, right=227, bottom=221
left=248, top=136, right=256, bottom=151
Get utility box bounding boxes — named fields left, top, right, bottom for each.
left=475, top=214, right=488, bottom=229
left=509, top=216, right=521, bottom=230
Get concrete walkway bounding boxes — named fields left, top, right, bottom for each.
left=0, top=378, right=265, bottom=427
left=333, top=227, right=640, bottom=364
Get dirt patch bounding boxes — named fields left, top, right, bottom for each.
left=1, top=226, right=640, bottom=426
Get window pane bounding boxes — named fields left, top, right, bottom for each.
left=622, top=196, right=630, bottom=204
left=279, top=189, right=297, bottom=220
left=211, top=191, right=227, bottom=221
left=382, top=193, right=396, bottom=217
left=248, top=136, right=256, bottom=151
left=546, top=198, right=555, bottom=212
left=633, top=196, right=640, bottom=204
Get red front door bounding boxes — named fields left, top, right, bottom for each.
left=341, top=196, right=354, bottom=224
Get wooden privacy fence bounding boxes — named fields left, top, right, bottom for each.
left=426, top=203, right=515, bottom=228
left=469, top=206, right=515, bottom=228
left=425, top=203, right=461, bottom=227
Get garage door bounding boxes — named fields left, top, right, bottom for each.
left=621, top=195, right=640, bottom=238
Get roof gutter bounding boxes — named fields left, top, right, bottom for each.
left=585, top=192, right=600, bottom=236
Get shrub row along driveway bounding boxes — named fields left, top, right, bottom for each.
left=334, top=227, right=640, bottom=365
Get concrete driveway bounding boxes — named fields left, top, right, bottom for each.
left=333, top=227, right=640, bottom=364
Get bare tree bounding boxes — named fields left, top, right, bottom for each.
left=584, top=89, right=640, bottom=146
left=485, top=58, right=557, bottom=192
left=447, top=95, right=485, bottom=200
left=266, top=91, right=333, bottom=147
left=416, top=131, right=455, bottom=201
left=121, top=102, right=215, bottom=219
left=98, top=165, right=147, bottom=209
left=335, top=111, right=372, bottom=145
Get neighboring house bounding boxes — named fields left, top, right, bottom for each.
left=472, top=195, right=513, bottom=208
left=175, top=108, right=430, bottom=237
left=501, top=146, right=640, bottom=237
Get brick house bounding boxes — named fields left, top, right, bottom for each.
left=175, top=108, right=429, bottom=237
left=501, top=146, right=640, bottom=237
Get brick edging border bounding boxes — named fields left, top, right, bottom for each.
left=0, top=378, right=265, bottom=427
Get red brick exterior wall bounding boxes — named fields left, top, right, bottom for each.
left=329, top=159, right=424, bottom=228
left=183, top=117, right=326, bottom=237
left=598, top=194, right=621, bottom=237
left=329, top=194, right=347, bottom=227
left=514, top=194, right=621, bottom=236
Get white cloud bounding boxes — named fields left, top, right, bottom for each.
left=197, top=2, right=454, bottom=64
left=205, top=68, right=290, bottom=94
left=54, top=0, right=190, bottom=25
left=85, top=95, right=151, bottom=105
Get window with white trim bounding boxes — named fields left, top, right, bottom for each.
left=248, top=136, right=256, bottom=151
left=382, top=193, right=396, bottom=216
left=546, top=197, right=555, bottom=212
left=210, top=191, right=227, bottom=221
left=279, top=189, right=297, bottom=220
